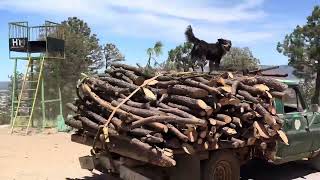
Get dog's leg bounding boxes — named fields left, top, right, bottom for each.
left=209, top=60, right=215, bottom=74
left=200, top=55, right=206, bottom=72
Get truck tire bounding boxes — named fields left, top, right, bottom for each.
left=308, top=153, right=320, bottom=171
left=203, top=150, right=240, bottom=180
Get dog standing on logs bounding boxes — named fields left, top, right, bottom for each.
left=185, top=25, right=232, bottom=72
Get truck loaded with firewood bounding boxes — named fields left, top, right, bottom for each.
left=66, top=63, right=320, bottom=180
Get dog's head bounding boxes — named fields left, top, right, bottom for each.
left=218, top=38, right=232, bottom=51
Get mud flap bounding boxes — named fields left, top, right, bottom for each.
left=79, top=156, right=95, bottom=170
left=119, top=165, right=152, bottom=180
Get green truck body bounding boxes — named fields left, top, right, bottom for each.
left=274, top=79, right=320, bottom=164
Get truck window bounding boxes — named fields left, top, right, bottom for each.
left=282, top=87, right=303, bottom=113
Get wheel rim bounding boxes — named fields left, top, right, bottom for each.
left=213, top=160, right=232, bottom=180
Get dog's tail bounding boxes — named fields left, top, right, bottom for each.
left=185, top=25, right=200, bottom=44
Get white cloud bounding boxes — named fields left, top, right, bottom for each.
left=0, top=0, right=275, bottom=44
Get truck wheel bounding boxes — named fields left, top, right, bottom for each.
left=203, top=150, right=240, bottom=180
left=308, top=153, right=320, bottom=171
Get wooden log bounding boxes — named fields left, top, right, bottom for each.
left=168, top=95, right=213, bottom=114
left=197, top=138, right=204, bottom=145
left=181, top=143, right=196, bottom=155
left=112, top=68, right=145, bottom=85
left=217, top=85, right=232, bottom=94
left=231, top=80, right=240, bottom=95
left=78, top=116, right=99, bottom=130
left=129, top=128, right=154, bottom=137
left=185, top=128, right=198, bottom=143
left=256, top=76, right=288, bottom=92
left=229, top=123, right=237, bottom=129
left=131, top=115, right=207, bottom=129
left=82, top=84, right=166, bottom=133
left=81, top=84, right=141, bottom=122
left=167, top=84, right=209, bottom=98
left=87, top=77, right=130, bottom=95
left=239, top=82, right=261, bottom=96
left=147, top=122, right=169, bottom=133
left=270, top=91, right=286, bottom=99
left=254, top=104, right=280, bottom=130
left=232, top=117, right=242, bottom=128
left=193, top=76, right=210, bottom=84
left=66, top=103, right=78, bottom=113
left=247, top=137, right=257, bottom=146
left=236, top=102, right=252, bottom=112
left=100, top=76, right=138, bottom=91
left=215, top=114, right=232, bottom=124
left=209, top=118, right=227, bottom=126
left=165, top=138, right=182, bottom=149
left=277, top=130, right=289, bottom=145
left=253, top=121, right=270, bottom=139
left=112, top=71, right=134, bottom=84
left=240, top=112, right=256, bottom=122
left=111, top=100, right=164, bottom=118
left=199, top=129, right=208, bottom=139
left=167, top=102, right=206, bottom=117
left=126, top=138, right=176, bottom=167
left=157, top=103, right=200, bottom=120
left=230, top=137, right=245, bottom=147
left=220, top=127, right=237, bottom=135
left=219, top=97, right=241, bottom=106
left=238, top=90, right=259, bottom=103
left=235, top=94, right=245, bottom=100
left=149, top=87, right=167, bottom=96
left=156, top=80, right=179, bottom=88
left=254, top=84, right=270, bottom=92
left=241, top=77, right=258, bottom=85
left=210, top=126, right=217, bottom=134
left=141, top=134, right=164, bottom=144
left=182, top=79, right=221, bottom=95
left=118, top=96, right=151, bottom=109
left=111, top=63, right=144, bottom=75
left=167, top=124, right=189, bottom=142
left=65, top=116, right=83, bottom=129
left=142, top=87, right=157, bottom=101
left=72, top=133, right=176, bottom=167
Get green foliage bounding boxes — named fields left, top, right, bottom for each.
left=44, top=17, right=105, bottom=111
left=221, top=47, right=260, bottom=71
left=142, top=41, right=164, bottom=76
left=165, top=42, right=193, bottom=72
left=103, top=43, right=125, bottom=69
left=277, top=6, right=320, bottom=104
left=146, top=41, right=163, bottom=68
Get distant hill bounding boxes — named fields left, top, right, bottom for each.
left=0, top=82, right=9, bottom=90
left=260, top=65, right=298, bottom=80
left=202, top=64, right=297, bottom=79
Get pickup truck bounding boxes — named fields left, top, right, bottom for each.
left=72, top=79, right=320, bottom=180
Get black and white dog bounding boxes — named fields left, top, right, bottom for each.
left=185, top=25, right=232, bottom=72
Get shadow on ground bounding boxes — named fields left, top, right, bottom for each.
left=66, top=172, right=118, bottom=180
left=67, top=160, right=318, bottom=180
left=241, top=160, right=317, bottom=180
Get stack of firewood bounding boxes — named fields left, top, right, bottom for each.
left=66, top=63, right=289, bottom=167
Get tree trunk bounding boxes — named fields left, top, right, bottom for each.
left=312, top=66, right=320, bottom=105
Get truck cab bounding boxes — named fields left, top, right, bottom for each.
left=272, top=80, right=320, bottom=164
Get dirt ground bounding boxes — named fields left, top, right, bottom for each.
left=0, top=126, right=320, bottom=180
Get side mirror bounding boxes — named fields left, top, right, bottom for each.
left=310, top=104, right=319, bottom=112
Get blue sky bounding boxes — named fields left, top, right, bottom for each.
left=0, top=0, right=319, bottom=81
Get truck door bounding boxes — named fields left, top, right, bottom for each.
left=307, top=106, right=320, bottom=152
left=275, top=87, right=313, bottom=157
